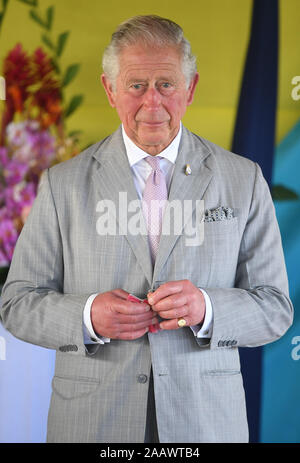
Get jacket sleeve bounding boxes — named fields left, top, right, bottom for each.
left=203, top=163, right=293, bottom=349
left=0, top=169, right=91, bottom=357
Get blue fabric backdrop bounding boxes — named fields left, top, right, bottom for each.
left=231, top=0, right=279, bottom=442
left=260, top=120, right=300, bottom=443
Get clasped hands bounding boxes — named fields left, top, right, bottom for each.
left=91, top=280, right=206, bottom=340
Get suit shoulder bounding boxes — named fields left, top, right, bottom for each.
left=48, top=138, right=107, bottom=177
left=189, top=131, right=259, bottom=183
left=192, top=131, right=256, bottom=168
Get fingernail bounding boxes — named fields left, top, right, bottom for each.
left=148, top=296, right=154, bottom=305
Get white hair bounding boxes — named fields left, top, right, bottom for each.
left=102, top=15, right=197, bottom=89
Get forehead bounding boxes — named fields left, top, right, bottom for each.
left=117, top=44, right=183, bottom=79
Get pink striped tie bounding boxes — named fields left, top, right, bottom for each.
left=142, top=156, right=168, bottom=262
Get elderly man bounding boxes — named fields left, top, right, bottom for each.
left=0, top=15, right=293, bottom=443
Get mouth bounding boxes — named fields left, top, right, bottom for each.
left=138, top=121, right=167, bottom=127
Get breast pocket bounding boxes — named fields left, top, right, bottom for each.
left=200, top=217, right=240, bottom=287
left=204, top=216, right=238, bottom=235
left=52, top=375, right=101, bottom=400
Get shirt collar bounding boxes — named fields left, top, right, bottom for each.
left=122, top=123, right=182, bottom=167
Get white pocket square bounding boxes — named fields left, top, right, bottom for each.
left=204, top=206, right=235, bottom=222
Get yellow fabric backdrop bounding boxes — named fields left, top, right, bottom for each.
left=0, top=0, right=299, bottom=151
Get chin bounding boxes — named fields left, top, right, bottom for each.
left=140, top=137, right=167, bottom=149
left=138, top=130, right=169, bottom=146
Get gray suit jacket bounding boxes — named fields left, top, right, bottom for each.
left=0, top=126, right=293, bottom=443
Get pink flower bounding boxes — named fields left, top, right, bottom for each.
left=3, top=158, right=29, bottom=186
left=3, top=182, right=36, bottom=217
left=0, top=249, right=10, bottom=267
left=7, top=120, right=56, bottom=169
left=0, top=208, right=7, bottom=221
left=0, top=218, right=18, bottom=263
left=6, top=121, right=29, bottom=146
left=18, top=181, right=36, bottom=208
left=0, top=147, right=9, bottom=167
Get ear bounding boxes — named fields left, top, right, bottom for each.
left=101, top=74, right=116, bottom=108
left=186, top=72, right=199, bottom=106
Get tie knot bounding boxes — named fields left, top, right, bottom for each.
left=145, top=155, right=162, bottom=171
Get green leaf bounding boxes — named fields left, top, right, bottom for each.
left=17, top=0, right=38, bottom=6
left=41, top=33, right=55, bottom=51
left=64, top=94, right=84, bottom=118
left=46, top=5, right=54, bottom=30
left=29, top=6, right=53, bottom=30
left=29, top=9, right=47, bottom=29
left=0, top=0, right=9, bottom=31
left=56, top=31, right=69, bottom=58
left=62, top=63, right=80, bottom=87
left=272, top=184, right=299, bottom=201
left=68, top=130, right=82, bottom=138
left=0, top=265, right=10, bottom=285
left=2, top=0, right=9, bottom=10
left=50, top=57, right=61, bottom=74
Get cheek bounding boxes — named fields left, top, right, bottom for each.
left=116, top=97, right=140, bottom=121
left=166, top=98, right=187, bottom=121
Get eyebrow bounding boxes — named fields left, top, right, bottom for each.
left=126, top=76, right=176, bottom=85
left=126, top=78, right=147, bottom=85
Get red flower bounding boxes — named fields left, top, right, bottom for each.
left=1, top=44, right=63, bottom=140
left=32, top=47, right=55, bottom=80
left=3, top=43, right=35, bottom=111
left=1, top=44, right=35, bottom=142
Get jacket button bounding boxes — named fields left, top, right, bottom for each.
left=137, top=374, right=148, bottom=383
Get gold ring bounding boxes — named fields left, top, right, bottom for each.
left=177, top=317, right=187, bottom=328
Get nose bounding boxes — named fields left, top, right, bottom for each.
left=143, top=86, right=162, bottom=111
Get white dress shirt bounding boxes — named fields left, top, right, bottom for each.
left=83, top=124, right=213, bottom=344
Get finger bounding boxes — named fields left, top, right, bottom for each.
left=118, top=327, right=150, bottom=340
left=158, top=305, right=189, bottom=320
left=147, top=280, right=184, bottom=305
left=159, top=317, right=190, bottom=331
left=114, top=299, right=151, bottom=315
left=118, top=316, right=158, bottom=332
left=111, top=289, right=131, bottom=299
left=150, top=294, right=187, bottom=312
left=117, top=311, right=157, bottom=325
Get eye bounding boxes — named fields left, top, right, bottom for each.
left=129, top=83, right=145, bottom=92
left=158, top=81, right=174, bottom=94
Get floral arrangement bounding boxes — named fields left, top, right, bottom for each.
left=0, top=0, right=84, bottom=276
left=0, top=119, right=55, bottom=265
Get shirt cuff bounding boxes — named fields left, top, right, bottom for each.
left=190, top=288, right=213, bottom=338
left=83, top=293, right=111, bottom=345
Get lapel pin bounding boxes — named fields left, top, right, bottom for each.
left=185, top=164, right=192, bottom=175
